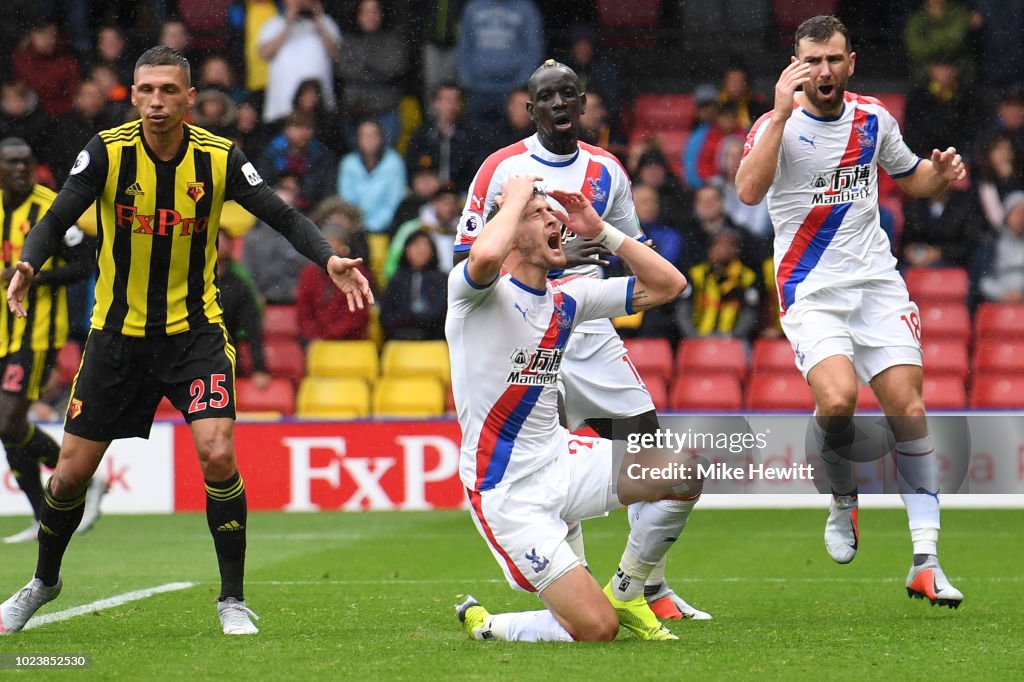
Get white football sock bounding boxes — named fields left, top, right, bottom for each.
left=489, top=610, right=574, bottom=642
left=612, top=498, right=697, bottom=601
left=895, top=435, right=941, bottom=554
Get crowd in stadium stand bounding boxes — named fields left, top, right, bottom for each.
left=1, top=0, right=1023, bottom=409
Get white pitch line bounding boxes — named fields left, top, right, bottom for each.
left=239, top=576, right=1020, bottom=586
left=24, top=581, right=195, bottom=631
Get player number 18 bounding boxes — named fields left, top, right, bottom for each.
left=900, top=312, right=922, bottom=343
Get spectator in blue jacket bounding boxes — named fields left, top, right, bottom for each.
left=455, top=0, right=543, bottom=127
left=338, top=118, right=407, bottom=233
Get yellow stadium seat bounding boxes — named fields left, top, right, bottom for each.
left=366, top=233, right=390, bottom=292
left=373, top=377, right=444, bottom=418
left=220, top=200, right=258, bottom=237
left=296, top=377, right=371, bottom=419
left=306, top=340, right=379, bottom=382
left=381, top=340, right=450, bottom=385
left=368, top=305, right=384, bottom=349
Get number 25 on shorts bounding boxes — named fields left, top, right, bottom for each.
left=188, top=373, right=230, bottom=414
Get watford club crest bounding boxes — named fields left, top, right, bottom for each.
left=187, top=181, right=205, bottom=203
left=69, top=398, right=83, bottom=419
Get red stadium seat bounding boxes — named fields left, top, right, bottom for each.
left=56, top=340, right=82, bottom=386
left=773, top=0, right=839, bottom=41
left=973, top=340, right=1024, bottom=375
left=676, top=338, right=748, bottom=381
left=670, top=374, right=743, bottom=411
left=177, top=0, right=231, bottom=50
left=921, top=339, right=969, bottom=380
left=857, top=384, right=881, bottom=411
left=871, top=92, right=907, bottom=128
left=623, top=338, right=674, bottom=383
left=919, top=303, right=970, bottom=343
left=746, top=372, right=815, bottom=411
left=974, top=303, right=1024, bottom=341
left=236, top=377, right=295, bottom=415
left=969, top=375, right=1024, bottom=409
left=645, top=376, right=669, bottom=411
left=263, top=305, right=299, bottom=341
left=597, top=0, right=661, bottom=45
left=922, top=375, right=967, bottom=410
left=632, top=94, right=697, bottom=132
left=903, top=267, right=969, bottom=305
left=751, top=338, right=796, bottom=374
left=628, top=128, right=690, bottom=179
left=263, top=338, right=306, bottom=383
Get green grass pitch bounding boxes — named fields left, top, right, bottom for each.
left=0, top=508, right=1019, bottom=680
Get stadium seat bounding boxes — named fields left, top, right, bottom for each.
left=676, top=338, right=748, bottom=381
left=919, top=303, right=970, bottom=343
left=296, top=377, right=370, bottom=419
left=751, top=338, right=796, bottom=374
left=922, top=375, right=967, bottom=410
left=973, top=340, right=1024, bottom=375
left=969, top=375, right=1024, bottom=409
left=368, top=305, right=384, bottom=348
left=670, top=374, right=743, bottom=411
left=597, top=0, right=661, bottom=45
left=629, top=128, right=690, bottom=178
left=974, top=303, right=1024, bottom=341
left=645, top=375, right=669, bottom=411
left=263, top=338, right=306, bottom=383
left=177, top=0, right=231, bottom=50
left=857, top=384, right=881, bottom=412
left=746, top=372, right=815, bottom=411
left=381, top=340, right=451, bottom=385
left=903, top=267, right=969, bottom=305
left=623, top=338, right=674, bottom=383
left=236, top=377, right=295, bottom=415
left=262, top=305, right=298, bottom=341
left=236, top=341, right=254, bottom=376
left=56, top=340, right=82, bottom=386
left=306, top=339, right=379, bottom=382
left=632, top=94, right=696, bottom=132
left=373, top=377, right=445, bottom=418
left=367, top=233, right=390, bottom=292
left=921, top=339, right=969, bottom=380
left=773, top=0, right=839, bottom=34
left=871, top=92, right=907, bottom=128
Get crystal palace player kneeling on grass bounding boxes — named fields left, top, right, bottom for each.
left=448, top=176, right=700, bottom=642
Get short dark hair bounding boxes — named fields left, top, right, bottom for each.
left=135, top=45, right=191, bottom=86
left=794, top=15, right=851, bottom=55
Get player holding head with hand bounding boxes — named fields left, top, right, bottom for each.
left=736, top=15, right=964, bottom=607
left=450, top=175, right=695, bottom=642
left=453, top=59, right=711, bottom=622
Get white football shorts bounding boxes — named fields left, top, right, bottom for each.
left=559, top=321, right=655, bottom=431
left=466, top=432, right=621, bottom=593
left=781, top=277, right=923, bottom=384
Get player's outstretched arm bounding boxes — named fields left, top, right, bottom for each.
left=7, top=262, right=36, bottom=318
left=326, top=255, right=374, bottom=312
left=895, top=147, right=966, bottom=198
left=735, top=58, right=811, bottom=205
left=548, top=190, right=685, bottom=310
left=466, top=175, right=542, bottom=286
